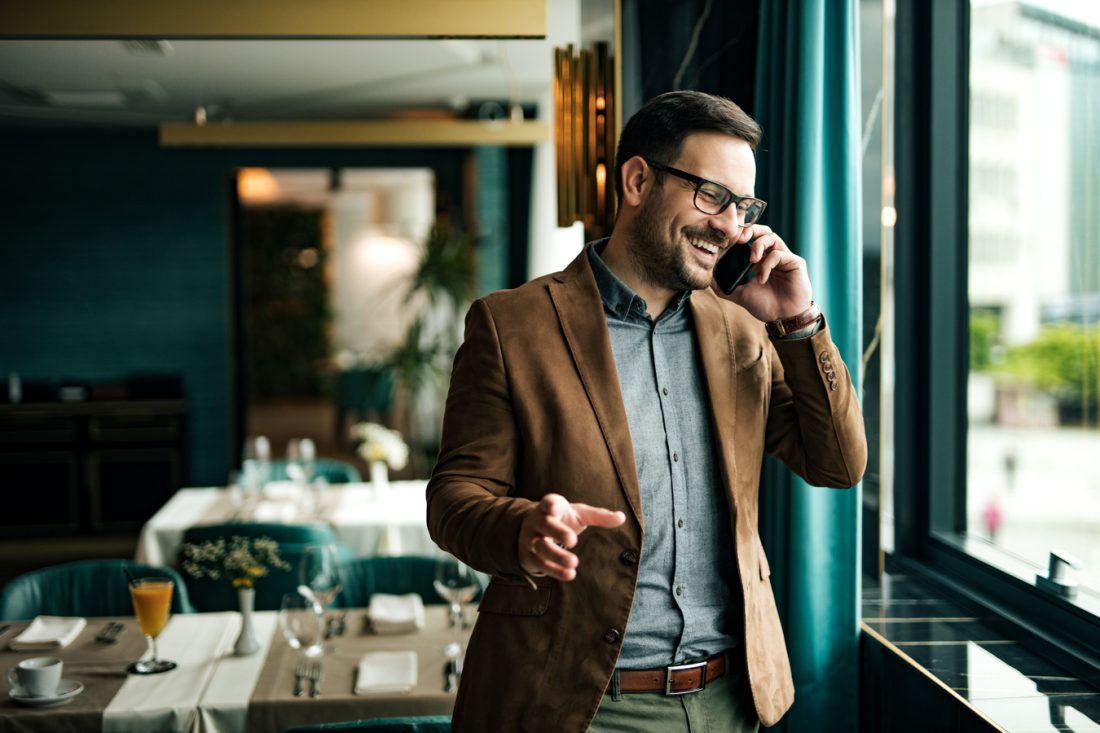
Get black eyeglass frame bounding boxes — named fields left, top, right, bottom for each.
left=643, top=158, right=767, bottom=225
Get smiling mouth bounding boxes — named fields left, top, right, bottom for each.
left=686, top=233, right=723, bottom=256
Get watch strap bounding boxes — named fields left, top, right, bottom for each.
left=765, top=301, right=821, bottom=338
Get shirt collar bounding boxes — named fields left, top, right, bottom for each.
left=587, top=240, right=693, bottom=320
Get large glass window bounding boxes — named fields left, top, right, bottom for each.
left=964, top=1, right=1100, bottom=596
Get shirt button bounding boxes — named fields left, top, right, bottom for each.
left=675, top=586, right=683, bottom=597
left=604, top=628, right=621, bottom=644
left=673, top=453, right=679, bottom=462
left=662, top=387, right=669, bottom=396
left=677, top=519, right=684, bottom=529
left=620, top=550, right=638, bottom=565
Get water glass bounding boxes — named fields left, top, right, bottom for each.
left=433, top=555, right=479, bottom=629
left=299, top=544, right=342, bottom=611
left=279, top=594, right=324, bottom=657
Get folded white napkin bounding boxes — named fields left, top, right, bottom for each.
left=355, top=650, right=418, bottom=694
left=367, top=593, right=425, bottom=634
left=9, top=616, right=87, bottom=651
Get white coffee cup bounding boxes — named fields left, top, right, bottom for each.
left=7, top=657, right=62, bottom=697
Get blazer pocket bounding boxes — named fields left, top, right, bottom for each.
left=478, top=577, right=554, bottom=616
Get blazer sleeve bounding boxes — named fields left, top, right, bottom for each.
left=426, top=298, right=538, bottom=577
left=763, top=318, right=867, bottom=488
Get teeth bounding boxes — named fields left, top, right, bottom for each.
left=688, top=236, right=719, bottom=254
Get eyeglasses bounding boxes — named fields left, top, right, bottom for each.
left=644, top=158, right=767, bottom=227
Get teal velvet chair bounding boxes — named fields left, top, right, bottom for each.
left=180, top=522, right=349, bottom=612
left=286, top=715, right=450, bottom=732
left=268, top=458, right=362, bottom=484
left=0, top=559, right=195, bottom=620
left=336, top=555, right=484, bottom=608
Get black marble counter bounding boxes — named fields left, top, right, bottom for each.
left=862, top=573, right=1100, bottom=732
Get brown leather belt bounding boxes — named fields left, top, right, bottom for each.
left=616, top=652, right=727, bottom=696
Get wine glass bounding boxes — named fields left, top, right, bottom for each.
left=433, top=555, right=479, bottom=629
left=127, top=578, right=177, bottom=674
left=285, top=438, right=317, bottom=486
left=242, top=435, right=271, bottom=494
left=279, top=593, right=324, bottom=657
left=298, top=544, right=342, bottom=613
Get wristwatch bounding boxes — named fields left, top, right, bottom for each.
left=765, top=301, right=822, bottom=338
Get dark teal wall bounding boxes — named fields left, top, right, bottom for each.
left=0, top=128, right=493, bottom=485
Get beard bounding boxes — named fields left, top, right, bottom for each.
left=626, top=197, right=726, bottom=293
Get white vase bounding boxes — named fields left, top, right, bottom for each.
left=233, top=587, right=260, bottom=656
left=370, top=460, right=390, bottom=492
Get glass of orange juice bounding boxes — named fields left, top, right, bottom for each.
left=127, top=578, right=177, bottom=674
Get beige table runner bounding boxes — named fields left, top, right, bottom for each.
left=0, top=618, right=147, bottom=733
left=247, top=607, right=465, bottom=731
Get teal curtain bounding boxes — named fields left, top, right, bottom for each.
left=753, top=2, right=863, bottom=732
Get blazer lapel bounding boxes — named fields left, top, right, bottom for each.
left=546, top=252, right=643, bottom=526
left=690, top=290, right=739, bottom=495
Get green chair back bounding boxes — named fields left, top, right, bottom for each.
left=180, top=522, right=348, bottom=612
left=336, top=555, right=484, bottom=608
left=268, top=458, right=362, bottom=484
left=286, top=715, right=450, bottom=732
left=0, top=559, right=195, bottom=620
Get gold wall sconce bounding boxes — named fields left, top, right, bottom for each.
left=555, top=41, right=616, bottom=239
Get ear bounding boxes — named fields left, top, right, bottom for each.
left=619, top=156, right=651, bottom=208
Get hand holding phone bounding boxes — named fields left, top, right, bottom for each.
left=713, top=239, right=755, bottom=295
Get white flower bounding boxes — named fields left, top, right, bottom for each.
left=351, top=422, right=409, bottom=470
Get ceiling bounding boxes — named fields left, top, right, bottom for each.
left=0, top=2, right=596, bottom=128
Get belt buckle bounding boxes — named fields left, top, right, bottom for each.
left=664, top=660, right=708, bottom=696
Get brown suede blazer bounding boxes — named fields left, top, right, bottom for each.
left=426, top=248, right=867, bottom=732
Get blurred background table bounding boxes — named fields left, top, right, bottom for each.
left=135, top=482, right=440, bottom=567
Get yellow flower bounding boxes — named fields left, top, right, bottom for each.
left=232, top=577, right=253, bottom=589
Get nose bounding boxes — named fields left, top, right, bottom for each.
left=707, top=205, right=742, bottom=240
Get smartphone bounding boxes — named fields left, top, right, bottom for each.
left=713, top=240, right=755, bottom=295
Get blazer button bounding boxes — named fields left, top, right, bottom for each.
left=620, top=550, right=638, bottom=565
left=604, top=628, right=621, bottom=644
left=819, top=352, right=831, bottom=363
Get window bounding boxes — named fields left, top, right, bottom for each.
left=892, top=0, right=1100, bottom=673
left=965, top=2, right=1100, bottom=595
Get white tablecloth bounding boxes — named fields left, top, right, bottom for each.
left=136, top=482, right=442, bottom=567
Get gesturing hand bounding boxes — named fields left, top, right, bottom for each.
left=518, top=494, right=626, bottom=582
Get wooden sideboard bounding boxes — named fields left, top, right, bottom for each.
left=0, top=400, right=187, bottom=535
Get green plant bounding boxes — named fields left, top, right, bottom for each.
left=969, top=310, right=1001, bottom=372
left=992, top=323, right=1099, bottom=411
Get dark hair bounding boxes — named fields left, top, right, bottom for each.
left=614, top=91, right=762, bottom=202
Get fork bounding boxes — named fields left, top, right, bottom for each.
left=293, top=661, right=307, bottom=697
left=308, top=662, right=322, bottom=698
left=95, top=622, right=124, bottom=644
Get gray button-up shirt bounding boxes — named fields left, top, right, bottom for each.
left=587, top=242, right=741, bottom=670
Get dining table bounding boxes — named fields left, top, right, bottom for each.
left=135, top=481, right=443, bottom=567
left=1, top=606, right=468, bottom=733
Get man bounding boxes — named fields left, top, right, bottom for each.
left=427, top=91, right=866, bottom=733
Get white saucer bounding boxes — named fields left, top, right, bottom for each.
left=9, top=678, right=84, bottom=707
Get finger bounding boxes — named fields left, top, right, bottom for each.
left=542, top=515, right=579, bottom=549
left=528, top=536, right=579, bottom=580
left=570, top=504, right=627, bottom=530
left=755, top=248, right=797, bottom=284
left=538, top=493, right=570, bottom=517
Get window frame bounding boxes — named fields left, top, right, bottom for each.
left=891, top=0, right=1100, bottom=679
